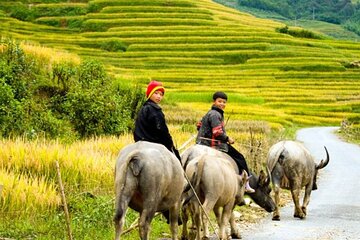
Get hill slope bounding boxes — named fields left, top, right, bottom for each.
left=214, top=0, right=360, bottom=40
left=0, top=0, right=360, bottom=128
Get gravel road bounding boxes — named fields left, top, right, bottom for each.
left=240, top=127, right=360, bottom=240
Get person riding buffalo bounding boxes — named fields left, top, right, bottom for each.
left=133, top=80, right=181, bottom=160
left=196, top=91, right=255, bottom=193
left=133, top=80, right=182, bottom=225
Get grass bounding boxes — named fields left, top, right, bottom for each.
left=0, top=123, right=279, bottom=239
left=282, top=19, right=360, bottom=41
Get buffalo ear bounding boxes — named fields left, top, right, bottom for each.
left=258, top=170, right=266, bottom=185
left=239, top=170, right=248, bottom=185
left=258, top=170, right=271, bottom=186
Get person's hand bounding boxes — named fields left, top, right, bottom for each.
left=228, top=137, right=235, bottom=144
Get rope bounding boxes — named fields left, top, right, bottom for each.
left=181, top=162, right=219, bottom=239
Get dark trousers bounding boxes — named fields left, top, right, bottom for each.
left=226, top=144, right=250, bottom=175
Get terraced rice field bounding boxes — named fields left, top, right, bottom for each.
left=1, top=0, right=359, bottom=128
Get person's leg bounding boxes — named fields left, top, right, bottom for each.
left=227, top=145, right=255, bottom=193
left=227, top=145, right=249, bottom=174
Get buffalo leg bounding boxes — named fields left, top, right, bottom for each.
left=271, top=164, right=283, bottom=221
left=272, top=184, right=281, bottom=221
left=301, top=183, right=313, bottom=216
left=230, top=211, right=241, bottom=239
left=114, top=176, right=136, bottom=240
left=202, top=199, right=216, bottom=239
left=291, top=186, right=305, bottom=219
left=181, top=204, right=190, bottom=240
left=213, top=206, right=221, bottom=227
left=192, top=202, right=202, bottom=240
left=114, top=202, right=128, bottom=240
left=219, top=203, right=233, bottom=240
left=169, top=202, right=180, bottom=240
left=139, top=208, right=156, bottom=240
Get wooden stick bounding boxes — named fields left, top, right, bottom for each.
left=121, top=212, right=161, bottom=235
left=55, top=161, right=73, bottom=240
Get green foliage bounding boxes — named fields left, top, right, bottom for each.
left=8, top=3, right=36, bottom=21
left=0, top=192, right=172, bottom=239
left=276, top=25, right=324, bottom=39
left=100, top=39, right=128, bottom=52
left=343, top=9, right=360, bottom=35
left=62, top=60, right=144, bottom=138
left=52, top=61, right=77, bottom=91
left=33, top=4, right=88, bottom=18
left=35, top=16, right=85, bottom=28
left=2, top=2, right=88, bottom=18
left=88, top=0, right=195, bottom=13
left=224, top=0, right=360, bottom=38
left=0, top=194, right=114, bottom=239
left=236, top=0, right=357, bottom=23
left=0, top=77, right=26, bottom=137
left=340, top=116, right=360, bottom=143
left=223, top=53, right=250, bottom=64
left=0, top=39, right=143, bottom=140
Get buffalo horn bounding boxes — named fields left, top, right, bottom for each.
left=316, top=146, right=330, bottom=169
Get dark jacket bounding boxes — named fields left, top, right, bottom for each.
left=196, top=105, right=229, bottom=152
left=134, top=100, right=174, bottom=151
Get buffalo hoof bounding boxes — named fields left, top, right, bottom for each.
left=272, top=215, right=280, bottom=221
left=231, top=233, right=242, bottom=239
left=301, top=206, right=307, bottom=215
left=294, top=212, right=306, bottom=219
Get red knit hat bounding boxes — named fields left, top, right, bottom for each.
left=146, top=80, right=165, bottom=99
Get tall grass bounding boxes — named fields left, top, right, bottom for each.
left=0, top=170, right=60, bottom=214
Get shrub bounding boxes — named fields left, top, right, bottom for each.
left=100, top=40, right=128, bottom=52
left=63, top=59, right=143, bottom=137
left=9, top=3, right=36, bottom=21
left=32, top=4, right=88, bottom=18
left=276, top=25, right=324, bottom=39
left=35, top=16, right=85, bottom=28
left=52, top=61, right=77, bottom=91
left=0, top=39, right=143, bottom=140
left=343, top=20, right=360, bottom=36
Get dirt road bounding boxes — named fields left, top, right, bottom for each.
left=241, top=127, right=360, bottom=240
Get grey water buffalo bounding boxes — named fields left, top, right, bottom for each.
left=185, top=154, right=247, bottom=240
left=267, top=140, right=329, bottom=220
left=181, top=144, right=275, bottom=212
left=114, top=141, right=185, bottom=240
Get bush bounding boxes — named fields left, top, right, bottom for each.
left=0, top=39, right=143, bottom=140
left=9, top=3, right=36, bottom=21
left=343, top=20, right=360, bottom=36
left=32, top=4, right=88, bottom=18
left=100, top=40, right=127, bottom=52
left=0, top=77, right=26, bottom=137
left=276, top=25, right=324, bottom=39
left=63, top=59, right=143, bottom=138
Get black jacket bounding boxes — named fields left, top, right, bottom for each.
left=196, top=105, right=229, bottom=152
left=134, top=100, right=174, bottom=151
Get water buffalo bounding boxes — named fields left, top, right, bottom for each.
left=267, top=140, right=329, bottom=220
left=114, top=141, right=185, bottom=240
left=181, top=144, right=275, bottom=212
left=184, top=154, right=247, bottom=239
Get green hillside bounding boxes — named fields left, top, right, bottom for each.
left=1, top=0, right=360, bottom=129
left=215, top=0, right=360, bottom=39
left=215, top=0, right=360, bottom=41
